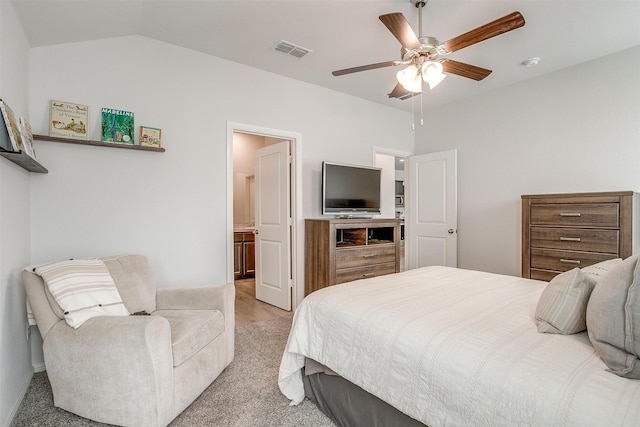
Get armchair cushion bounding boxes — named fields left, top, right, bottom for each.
left=103, top=254, right=157, bottom=314
left=154, top=309, right=225, bottom=367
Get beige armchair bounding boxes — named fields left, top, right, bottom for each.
left=22, top=254, right=235, bottom=427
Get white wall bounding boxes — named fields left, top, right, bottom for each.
left=233, top=133, right=265, bottom=175
left=0, top=2, right=34, bottom=425
left=28, top=35, right=413, bottom=283
left=233, top=132, right=265, bottom=225
left=375, top=153, right=396, bottom=218
left=415, top=46, right=640, bottom=276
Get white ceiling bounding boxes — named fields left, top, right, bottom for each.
left=11, top=0, right=640, bottom=113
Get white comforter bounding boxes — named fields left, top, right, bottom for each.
left=279, top=266, right=640, bottom=426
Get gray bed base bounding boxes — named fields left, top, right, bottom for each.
left=302, top=368, right=427, bottom=427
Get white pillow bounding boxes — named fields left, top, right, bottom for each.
left=587, top=255, right=640, bottom=379
left=535, top=268, right=597, bottom=334
left=34, top=259, right=129, bottom=328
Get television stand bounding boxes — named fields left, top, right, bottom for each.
left=305, top=218, right=401, bottom=296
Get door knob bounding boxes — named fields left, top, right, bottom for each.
left=254, top=229, right=259, bottom=235
left=448, top=229, right=455, bottom=234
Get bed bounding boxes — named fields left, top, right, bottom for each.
left=278, top=264, right=640, bottom=426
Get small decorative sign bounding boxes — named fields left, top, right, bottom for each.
left=49, top=100, right=88, bottom=140
left=139, top=126, right=161, bottom=148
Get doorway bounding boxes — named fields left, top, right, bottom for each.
left=373, top=147, right=412, bottom=271
left=226, top=122, right=303, bottom=311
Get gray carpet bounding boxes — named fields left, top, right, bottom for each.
left=11, top=315, right=335, bottom=427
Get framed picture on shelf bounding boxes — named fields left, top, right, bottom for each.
left=49, top=100, right=88, bottom=140
left=139, top=126, right=161, bottom=148
left=0, top=99, right=24, bottom=152
left=101, top=107, right=134, bottom=144
left=18, top=117, right=36, bottom=159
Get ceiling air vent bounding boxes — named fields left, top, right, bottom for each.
left=273, top=40, right=312, bottom=59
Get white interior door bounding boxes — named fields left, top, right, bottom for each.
left=254, top=141, right=291, bottom=311
left=406, top=150, right=457, bottom=269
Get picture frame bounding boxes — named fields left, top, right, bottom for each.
left=18, top=117, right=36, bottom=159
left=49, top=100, right=88, bottom=140
left=0, top=99, right=24, bottom=152
left=139, top=126, right=161, bottom=148
left=101, top=107, right=134, bottom=144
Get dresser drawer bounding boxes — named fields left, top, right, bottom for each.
left=336, top=245, right=396, bottom=269
left=530, top=269, right=561, bottom=282
left=530, top=227, right=619, bottom=253
left=336, top=262, right=396, bottom=284
left=530, top=248, right=615, bottom=272
left=530, top=203, right=619, bottom=227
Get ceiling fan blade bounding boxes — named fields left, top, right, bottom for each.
left=387, top=82, right=421, bottom=100
left=399, top=92, right=421, bottom=100
left=332, top=60, right=399, bottom=76
left=442, top=60, right=492, bottom=81
left=388, top=82, right=409, bottom=99
left=379, top=13, right=421, bottom=50
left=442, top=11, right=525, bottom=54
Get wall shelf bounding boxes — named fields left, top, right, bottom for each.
left=0, top=148, right=48, bottom=173
left=34, top=134, right=166, bottom=152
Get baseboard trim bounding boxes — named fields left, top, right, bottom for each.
left=33, top=362, right=46, bottom=373
left=2, top=370, right=33, bottom=427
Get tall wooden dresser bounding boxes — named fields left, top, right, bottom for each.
left=305, top=218, right=401, bottom=296
left=522, top=191, right=639, bottom=281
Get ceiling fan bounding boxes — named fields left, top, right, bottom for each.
left=332, top=0, right=525, bottom=100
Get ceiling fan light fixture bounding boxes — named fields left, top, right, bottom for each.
left=396, top=64, right=422, bottom=93
left=421, top=61, right=446, bottom=89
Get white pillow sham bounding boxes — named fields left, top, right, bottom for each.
left=535, top=268, right=597, bottom=334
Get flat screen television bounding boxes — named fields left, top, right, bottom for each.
left=322, top=161, right=381, bottom=216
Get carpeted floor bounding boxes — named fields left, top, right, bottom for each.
left=11, top=315, right=335, bottom=427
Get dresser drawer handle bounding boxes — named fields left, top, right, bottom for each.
left=560, top=259, right=581, bottom=265
left=362, top=272, right=375, bottom=277
left=362, top=254, right=376, bottom=258
left=559, top=212, right=581, bottom=217
left=559, top=237, right=581, bottom=242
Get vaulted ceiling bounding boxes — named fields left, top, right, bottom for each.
left=11, top=0, right=640, bottom=112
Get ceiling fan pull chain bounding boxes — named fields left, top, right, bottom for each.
left=411, top=90, right=416, bottom=131
left=420, top=90, right=424, bottom=126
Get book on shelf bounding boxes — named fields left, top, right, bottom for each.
left=49, top=100, right=88, bottom=140
left=139, top=126, right=161, bottom=148
left=101, top=107, right=134, bottom=144
left=18, top=117, right=36, bottom=159
left=0, top=99, right=25, bottom=152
